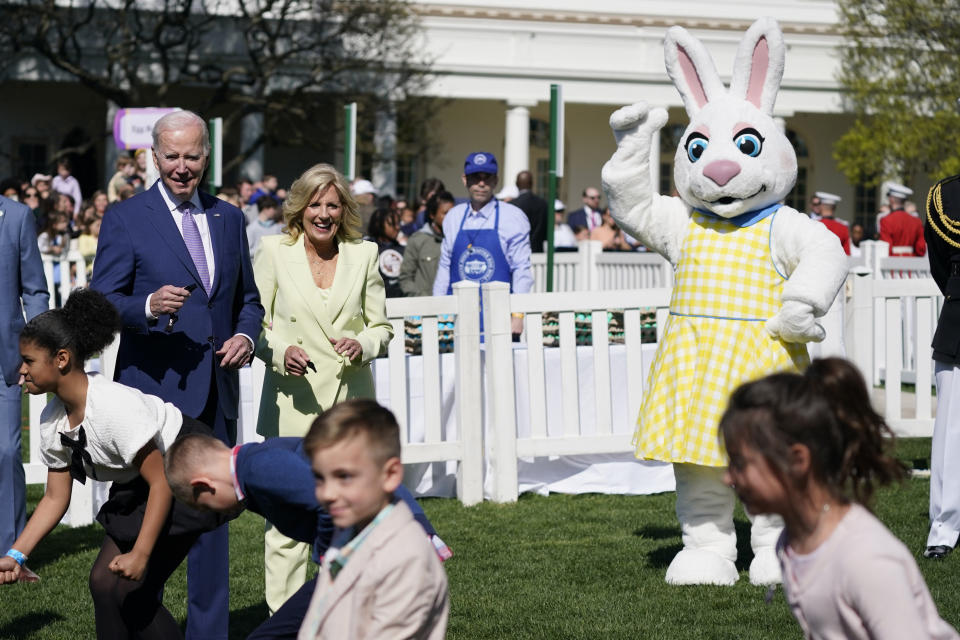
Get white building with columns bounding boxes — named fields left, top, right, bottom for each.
left=407, top=0, right=917, bottom=230
left=0, top=0, right=928, bottom=232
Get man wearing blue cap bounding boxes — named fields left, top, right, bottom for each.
left=433, top=152, right=533, bottom=333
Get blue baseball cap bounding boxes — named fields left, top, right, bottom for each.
left=464, top=152, right=498, bottom=176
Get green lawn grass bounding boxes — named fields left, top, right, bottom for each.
left=5, top=421, right=953, bottom=638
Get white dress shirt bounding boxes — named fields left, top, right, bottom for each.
left=144, top=181, right=216, bottom=318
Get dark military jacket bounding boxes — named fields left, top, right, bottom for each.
left=926, top=175, right=960, bottom=364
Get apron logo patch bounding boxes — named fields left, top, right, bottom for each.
left=457, top=246, right=496, bottom=282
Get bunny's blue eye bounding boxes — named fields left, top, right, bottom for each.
left=685, top=134, right=708, bottom=163
left=734, top=128, right=764, bottom=157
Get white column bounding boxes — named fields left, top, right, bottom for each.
left=503, top=100, right=536, bottom=186
left=105, top=101, right=120, bottom=188
left=372, top=102, right=397, bottom=197
left=649, top=122, right=661, bottom=194
left=240, top=111, right=265, bottom=182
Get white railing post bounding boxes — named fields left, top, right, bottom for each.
left=582, top=240, right=602, bottom=291
left=845, top=274, right=874, bottom=386
left=883, top=297, right=903, bottom=420
left=42, top=257, right=56, bottom=309
left=481, top=282, right=518, bottom=502
left=864, top=240, right=890, bottom=385
left=71, top=249, right=88, bottom=288
left=530, top=254, right=546, bottom=293
left=452, top=281, right=483, bottom=505
left=58, top=259, right=71, bottom=304
left=915, top=297, right=934, bottom=421
left=60, top=477, right=95, bottom=527
left=575, top=240, right=590, bottom=291
left=238, top=358, right=266, bottom=445
left=810, top=287, right=846, bottom=359
left=863, top=240, right=889, bottom=275
left=25, top=393, right=46, bottom=485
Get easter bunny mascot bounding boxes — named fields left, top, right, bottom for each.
left=601, top=18, right=848, bottom=586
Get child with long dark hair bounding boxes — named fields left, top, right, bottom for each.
left=720, top=358, right=957, bottom=639
left=0, top=289, right=222, bottom=639
left=365, top=207, right=405, bottom=298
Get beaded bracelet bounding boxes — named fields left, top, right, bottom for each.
left=5, top=548, right=26, bottom=566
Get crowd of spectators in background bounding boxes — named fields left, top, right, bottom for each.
left=5, top=153, right=920, bottom=307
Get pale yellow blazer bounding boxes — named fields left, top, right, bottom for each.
left=253, top=234, right=393, bottom=437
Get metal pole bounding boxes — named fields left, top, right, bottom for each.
left=546, top=84, right=564, bottom=292
left=343, top=102, right=357, bottom=180
left=207, top=117, right=222, bottom=193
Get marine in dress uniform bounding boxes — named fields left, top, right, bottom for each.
left=880, top=183, right=926, bottom=256
left=814, top=191, right=850, bottom=255
left=923, top=175, right=960, bottom=559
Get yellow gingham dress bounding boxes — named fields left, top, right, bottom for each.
left=633, top=209, right=809, bottom=467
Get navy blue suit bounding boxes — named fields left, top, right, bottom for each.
left=92, top=183, right=263, bottom=421
left=92, top=181, right=264, bottom=640
left=236, top=437, right=436, bottom=640
left=0, top=196, right=49, bottom=553
left=235, top=438, right=333, bottom=557
left=567, top=206, right=599, bottom=230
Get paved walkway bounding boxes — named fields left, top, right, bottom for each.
left=870, top=387, right=936, bottom=419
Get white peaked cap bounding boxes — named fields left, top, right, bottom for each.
left=814, top=191, right=841, bottom=205
left=351, top=179, right=376, bottom=196
left=886, top=182, right=913, bottom=199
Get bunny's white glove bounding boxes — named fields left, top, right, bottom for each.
left=765, top=300, right=825, bottom=343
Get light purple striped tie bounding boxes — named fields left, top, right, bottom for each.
left=179, top=201, right=210, bottom=292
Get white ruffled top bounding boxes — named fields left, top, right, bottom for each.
left=39, top=372, right=183, bottom=483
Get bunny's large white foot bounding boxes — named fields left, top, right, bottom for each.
left=665, top=548, right=739, bottom=586
left=749, top=512, right=783, bottom=586
left=749, top=547, right=782, bottom=586
left=667, top=464, right=739, bottom=586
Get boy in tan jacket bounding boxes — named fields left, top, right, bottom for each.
left=297, top=400, right=449, bottom=640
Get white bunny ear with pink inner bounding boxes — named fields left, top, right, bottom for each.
left=729, top=17, right=786, bottom=116
left=663, top=26, right=724, bottom=118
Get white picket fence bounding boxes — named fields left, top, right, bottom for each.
left=21, top=245, right=945, bottom=524
left=530, top=241, right=673, bottom=292
left=846, top=274, right=940, bottom=437
left=41, top=251, right=88, bottom=308
left=480, top=282, right=672, bottom=501
left=378, top=283, right=485, bottom=505
left=849, top=241, right=938, bottom=388
left=533, top=239, right=924, bottom=295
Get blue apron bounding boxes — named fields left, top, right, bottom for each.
left=447, top=200, right=512, bottom=331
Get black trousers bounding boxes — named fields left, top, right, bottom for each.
left=89, top=532, right=200, bottom=640
left=246, top=574, right=317, bottom=639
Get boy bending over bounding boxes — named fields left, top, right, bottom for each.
left=165, top=426, right=447, bottom=639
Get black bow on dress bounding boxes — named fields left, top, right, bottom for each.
left=60, top=426, right=97, bottom=485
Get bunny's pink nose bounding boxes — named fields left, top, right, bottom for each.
left=703, top=160, right=741, bottom=186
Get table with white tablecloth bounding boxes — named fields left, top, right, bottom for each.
left=372, top=342, right=676, bottom=499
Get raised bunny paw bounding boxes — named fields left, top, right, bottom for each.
left=608, top=102, right=669, bottom=150
left=603, top=102, right=667, bottom=204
